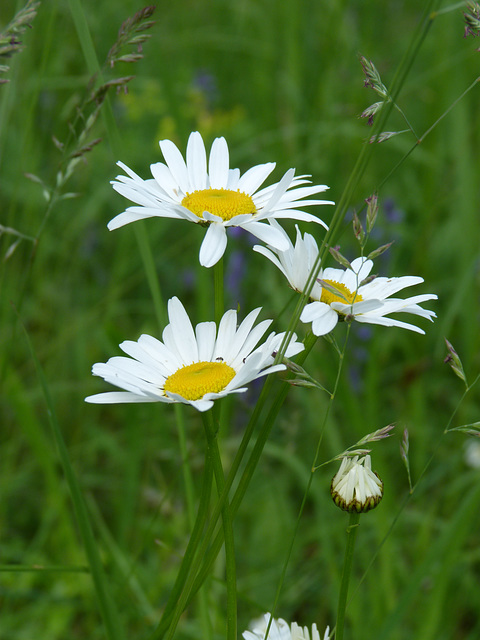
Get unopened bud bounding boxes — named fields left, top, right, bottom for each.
left=331, top=455, right=383, bottom=513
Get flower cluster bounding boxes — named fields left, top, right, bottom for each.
left=85, top=131, right=438, bottom=635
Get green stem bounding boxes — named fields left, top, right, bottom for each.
left=336, top=512, right=361, bottom=640
left=264, top=328, right=351, bottom=622
left=150, top=337, right=317, bottom=640
left=158, top=445, right=213, bottom=636
left=201, top=411, right=237, bottom=640
left=213, top=258, right=224, bottom=325
left=175, top=404, right=196, bottom=525
left=174, top=403, right=211, bottom=639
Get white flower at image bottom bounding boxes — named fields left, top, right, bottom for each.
left=243, top=613, right=330, bottom=640
left=109, top=131, right=333, bottom=267
left=85, top=297, right=303, bottom=412
left=254, top=221, right=437, bottom=336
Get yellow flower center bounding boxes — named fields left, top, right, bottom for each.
left=320, top=279, right=363, bottom=306
left=181, top=188, right=257, bottom=221
left=163, top=361, right=236, bottom=401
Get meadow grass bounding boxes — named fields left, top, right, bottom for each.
left=1, top=0, right=480, bottom=639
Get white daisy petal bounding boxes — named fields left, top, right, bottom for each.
left=167, top=297, right=199, bottom=363
left=149, top=162, right=179, bottom=199
left=85, top=391, right=162, bottom=404
left=300, top=301, right=330, bottom=323
left=208, top=136, right=230, bottom=188
left=253, top=245, right=289, bottom=279
left=226, top=167, right=241, bottom=188
left=261, top=168, right=296, bottom=211
left=186, top=131, right=207, bottom=191
left=243, top=613, right=330, bottom=640
left=243, top=221, right=290, bottom=250
left=354, top=314, right=426, bottom=333
left=199, top=222, right=228, bottom=267
left=214, top=309, right=238, bottom=359
left=195, top=321, right=217, bottom=361
left=230, top=320, right=273, bottom=369
left=159, top=138, right=190, bottom=192
left=237, top=162, right=276, bottom=194
left=107, top=210, right=155, bottom=231
left=226, top=307, right=263, bottom=362
left=311, top=308, right=339, bottom=336
left=270, top=209, right=330, bottom=229
left=137, top=334, right=181, bottom=373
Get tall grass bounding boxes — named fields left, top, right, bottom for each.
left=1, top=1, right=480, bottom=639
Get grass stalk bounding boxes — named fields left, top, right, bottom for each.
left=200, top=411, right=237, bottom=640
left=19, top=317, right=126, bottom=640
left=335, top=512, right=361, bottom=640
left=153, top=445, right=214, bottom=637
left=214, top=258, right=224, bottom=324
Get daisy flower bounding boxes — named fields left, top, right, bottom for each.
left=254, top=221, right=437, bottom=336
left=243, top=613, right=330, bottom=640
left=331, top=455, right=383, bottom=513
left=85, top=297, right=303, bottom=412
left=109, top=131, right=333, bottom=268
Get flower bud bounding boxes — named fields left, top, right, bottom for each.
left=331, top=455, right=383, bottom=513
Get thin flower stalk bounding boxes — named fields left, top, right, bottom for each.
left=335, top=512, right=361, bottom=640
left=151, top=335, right=318, bottom=639
left=201, top=411, right=237, bottom=640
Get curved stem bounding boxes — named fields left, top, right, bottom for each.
left=336, top=512, right=361, bottom=640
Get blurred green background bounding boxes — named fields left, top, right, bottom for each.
left=1, top=0, right=480, bottom=638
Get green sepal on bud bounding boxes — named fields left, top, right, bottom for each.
left=331, top=487, right=383, bottom=513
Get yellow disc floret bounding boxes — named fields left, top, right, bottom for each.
left=320, top=279, right=363, bottom=306
left=181, top=188, right=256, bottom=221
left=164, top=361, right=236, bottom=400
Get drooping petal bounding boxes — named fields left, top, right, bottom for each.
left=267, top=209, right=329, bottom=229
left=253, top=245, right=289, bottom=280
left=242, top=221, right=290, bottom=250
left=301, top=302, right=338, bottom=336
left=355, top=314, right=426, bottom=334
left=199, top=222, right=228, bottom=267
